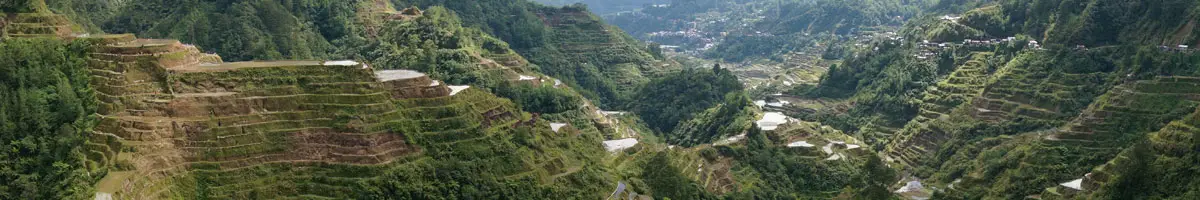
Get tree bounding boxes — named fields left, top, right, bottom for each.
left=855, top=157, right=897, bottom=199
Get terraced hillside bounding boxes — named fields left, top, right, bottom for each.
left=30, top=0, right=1200, bottom=199
left=885, top=52, right=997, bottom=167
left=354, top=2, right=534, bottom=83
left=726, top=119, right=882, bottom=199
left=605, top=142, right=736, bottom=198
left=935, top=75, right=1200, bottom=198
left=1047, top=76, right=1200, bottom=144
left=82, top=34, right=221, bottom=195
left=352, top=3, right=629, bottom=142
left=964, top=55, right=1106, bottom=126
left=890, top=49, right=1117, bottom=166
left=793, top=11, right=1200, bottom=196
left=2, top=12, right=73, bottom=38
left=1033, top=76, right=1200, bottom=196
left=532, top=6, right=675, bottom=107
left=72, top=30, right=616, bottom=198
left=955, top=0, right=1200, bottom=46
left=392, top=1, right=679, bottom=108
left=603, top=116, right=876, bottom=199
left=8, top=1, right=895, bottom=199
left=82, top=34, right=374, bottom=198
left=50, top=0, right=675, bottom=109
left=1047, top=100, right=1200, bottom=199
left=732, top=47, right=835, bottom=95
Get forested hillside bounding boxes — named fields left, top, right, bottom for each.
left=605, top=0, right=926, bottom=61
left=0, top=38, right=95, bottom=200
left=958, top=0, right=1200, bottom=46
left=42, top=0, right=673, bottom=109
left=398, top=0, right=676, bottom=108
left=630, top=65, right=754, bottom=146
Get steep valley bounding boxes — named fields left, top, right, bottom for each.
left=6, top=0, right=1200, bottom=199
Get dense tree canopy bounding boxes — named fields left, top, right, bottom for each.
left=667, top=92, right=756, bottom=146
left=631, top=65, right=743, bottom=139
left=1, top=0, right=47, bottom=13
left=0, top=38, right=95, bottom=200
left=496, top=83, right=582, bottom=114
left=99, top=0, right=355, bottom=61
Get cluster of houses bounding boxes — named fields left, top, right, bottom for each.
left=910, top=37, right=1044, bottom=60
left=941, top=15, right=962, bottom=22
left=1159, top=45, right=1192, bottom=52
left=852, top=30, right=902, bottom=41
left=914, top=51, right=937, bottom=60
left=842, top=30, right=904, bottom=51
left=646, top=29, right=717, bottom=56
left=748, top=31, right=775, bottom=37
left=647, top=30, right=708, bottom=40
left=961, top=37, right=1040, bottom=49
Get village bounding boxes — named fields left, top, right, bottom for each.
left=905, top=15, right=1194, bottom=60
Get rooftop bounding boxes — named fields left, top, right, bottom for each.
left=375, top=69, right=427, bottom=82
left=894, top=180, right=925, bottom=193
left=550, top=123, right=568, bottom=132
left=602, top=138, right=639, bottom=152
left=756, top=112, right=790, bottom=131
left=324, top=60, right=360, bottom=66
left=448, top=85, right=470, bottom=96
left=825, top=153, right=843, bottom=160
left=787, top=141, right=815, bottom=148
left=1060, top=178, right=1084, bottom=190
